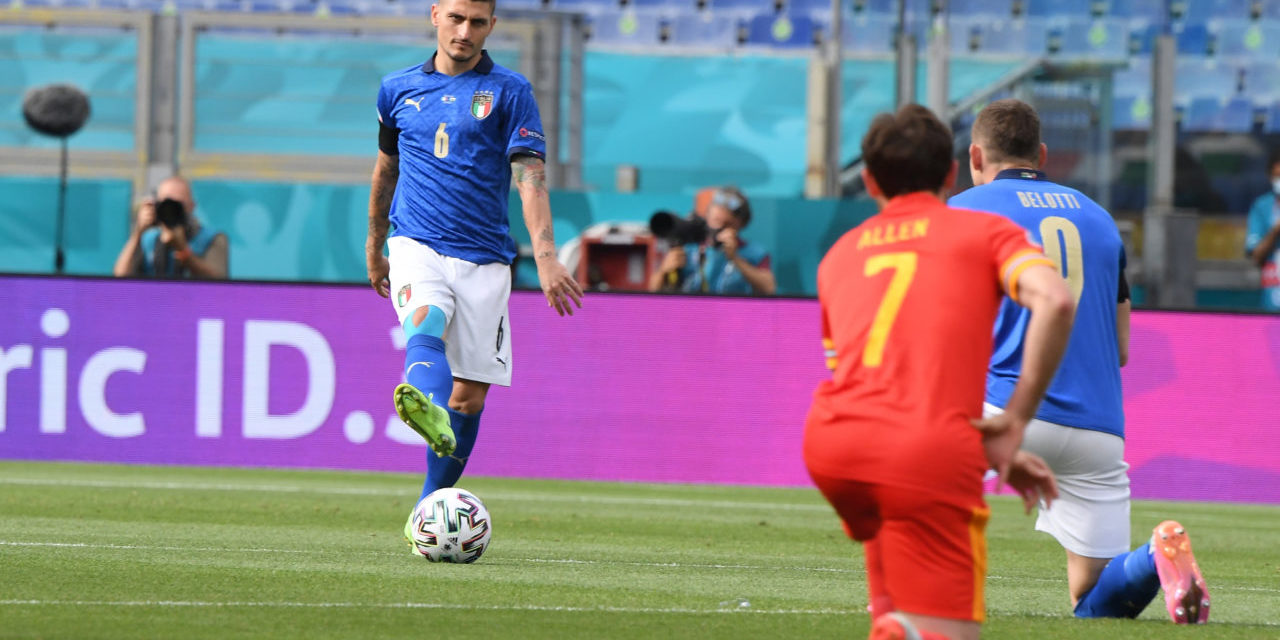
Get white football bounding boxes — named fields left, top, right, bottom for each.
left=406, top=487, right=492, bottom=563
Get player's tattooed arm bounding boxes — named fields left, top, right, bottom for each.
left=512, top=155, right=548, bottom=198
left=512, top=156, right=554, bottom=260
left=514, top=154, right=583, bottom=315
left=365, top=151, right=398, bottom=297
left=366, top=151, right=399, bottom=254
left=534, top=227, right=555, bottom=260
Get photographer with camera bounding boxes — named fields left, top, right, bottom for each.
left=113, top=176, right=228, bottom=279
left=646, top=186, right=775, bottom=295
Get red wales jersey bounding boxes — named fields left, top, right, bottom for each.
left=803, top=192, right=1053, bottom=496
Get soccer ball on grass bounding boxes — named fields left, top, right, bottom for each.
left=406, top=487, right=492, bottom=563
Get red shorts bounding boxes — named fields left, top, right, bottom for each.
left=809, top=471, right=990, bottom=623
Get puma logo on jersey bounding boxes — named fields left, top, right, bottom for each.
left=404, top=97, right=424, bottom=112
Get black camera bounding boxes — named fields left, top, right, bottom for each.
left=155, top=198, right=186, bottom=229
left=649, top=210, right=714, bottom=246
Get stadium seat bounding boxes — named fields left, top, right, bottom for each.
left=1112, top=94, right=1151, bottom=129
left=1025, top=0, right=1093, bottom=19
left=707, top=0, right=770, bottom=16
left=1183, top=95, right=1254, bottom=132
left=1183, top=96, right=1224, bottom=131
left=551, top=0, right=610, bottom=14
left=946, top=16, right=1047, bottom=56
left=1175, top=23, right=1210, bottom=55
left=1171, top=0, right=1252, bottom=24
left=667, top=11, right=738, bottom=47
left=1046, top=16, right=1128, bottom=58
left=1113, top=57, right=1150, bottom=90
left=1127, top=23, right=1160, bottom=55
left=1219, top=96, right=1255, bottom=132
left=498, top=0, right=546, bottom=10
left=1174, top=59, right=1240, bottom=103
left=841, top=10, right=895, bottom=53
left=585, top=9, right=663, bottom=45
left=849, top=0, right=894, bottom=15
left=1244, top=62, right=1280, bottom=102
left=629, top=0, right=692, bottom=11
left=950, top=0, right=1015, bottom=19
left=745, top=11, right=815, bottom=47
left=1106, top=0, right=1165, bottom=20
left=949, top=20, right=979, bottom=54
left=1264, top=101, right=1280, bottom=132
left=1217, top=19, right=1280, bottom=58
left=787, top=0, right=835, bottom=15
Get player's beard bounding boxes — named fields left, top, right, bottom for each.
left=446, top=41, right=477, bottom=63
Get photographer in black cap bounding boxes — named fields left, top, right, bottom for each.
left=113, top=176, right=228, bottom=279
left=646, top=186, right=775, bottom=295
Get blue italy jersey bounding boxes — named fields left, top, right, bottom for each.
left=949, top=169, right=1126, bottom=437
left=376, top=51, right=546, bottom=265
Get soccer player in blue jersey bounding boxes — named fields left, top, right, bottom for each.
left=364, top=0, right=583, bottom=538
left=949, top=99, right=1210, bottom=625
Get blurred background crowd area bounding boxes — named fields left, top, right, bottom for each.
left=3, top=0, right=1278, bottom=308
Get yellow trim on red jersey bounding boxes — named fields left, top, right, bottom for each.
left=1000, top=250, right=1055, bottom=304
left=969, top=506, right=991, bottom=622
left=823, top=338, right=838, bottom=371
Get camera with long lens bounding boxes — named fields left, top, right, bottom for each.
left=649, top=210, right=714, bottom=246
left=155, top=198, right=187, bottom=229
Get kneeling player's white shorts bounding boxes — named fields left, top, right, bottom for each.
left=984, top=403, right=1130, bottom=559
left=388, top=236, right=512, bottom=387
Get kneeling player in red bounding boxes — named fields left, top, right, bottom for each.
left=804, top=104, right=1072, bottom=640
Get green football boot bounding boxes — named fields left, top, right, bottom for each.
left=394, top=383, right=456, bottom=457
left=404, top=510, right=418, bottom=553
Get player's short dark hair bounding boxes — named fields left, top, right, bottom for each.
left=441, top=0, right=496, bottom=14
left=861, top=104, right=954, bottom=199
left=972, top=98, right=1041, bottom=165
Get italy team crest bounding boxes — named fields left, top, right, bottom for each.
left=470, top=90, right=494, bottom=120
left=397, top=284, right=411, bottom=307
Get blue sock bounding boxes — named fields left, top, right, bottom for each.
left=403, top=307, right=451, bottom=410
left=420, top=409, right=482, bottom=500
left=1073, top=542, right=1160, bottom=618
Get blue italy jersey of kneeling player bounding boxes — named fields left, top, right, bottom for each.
left=950, top=169, right=1126, bottom=437
left=377, top=51, right=546, bottom=266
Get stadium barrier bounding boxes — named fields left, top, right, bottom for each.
left=1, top=274, right=1278, bottom=504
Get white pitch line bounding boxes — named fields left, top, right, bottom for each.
left=0, top=541, right=313, bottom=555
left=0, top=477, right=831, bottom=512
left=517, top=556, right=861, bottom=574
left=0, top=599, right=854, bottom=616
left=0, top=540, right=1119, bottom=587
left=2, top=599, right=1276, bottom=627
left=9, top=540, right=1280, bottom=593
left=0, top=540, right=859, bottom=575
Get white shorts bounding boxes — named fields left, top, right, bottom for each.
left=984, top=403, right=1131, bottom=558
left=388, top=236, right=513, bottom=387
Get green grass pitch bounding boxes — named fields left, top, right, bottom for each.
left=1, top=460, right=1277, bottom=639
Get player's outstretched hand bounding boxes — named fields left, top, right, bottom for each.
left=1005, top=450, right=1059, bottom=515
left=536, top=257, right=584, bottom=317
left=367, top=253, right=391, bottom=298
left=971, top=411, right=1026, bottom=491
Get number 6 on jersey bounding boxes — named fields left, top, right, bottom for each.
left=862, top=251, right=918, bottom=367
left=434, top=122, right=449, bottom=159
